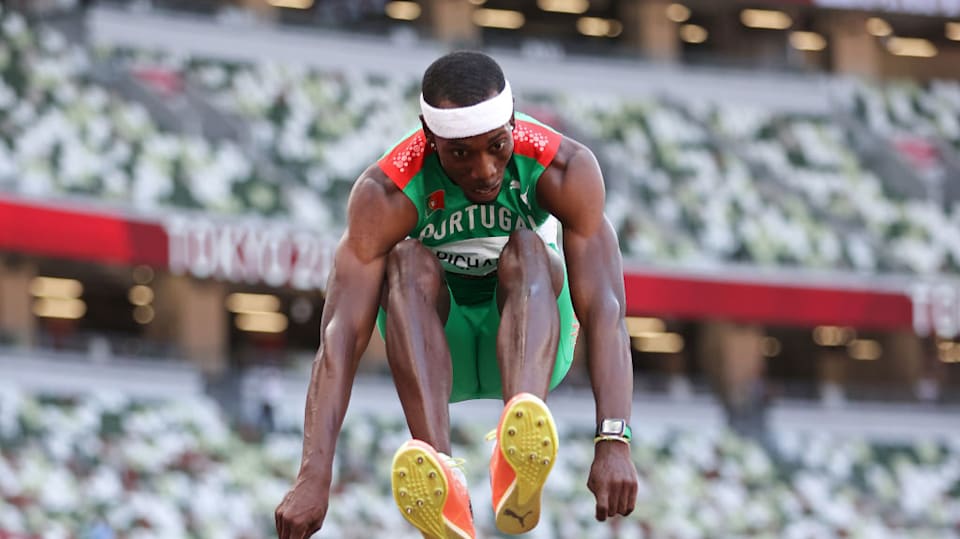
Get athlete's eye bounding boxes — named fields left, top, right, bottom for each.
left=491, top=140, right=507, bottom=152
left=451, top=149, right=467, bottom=159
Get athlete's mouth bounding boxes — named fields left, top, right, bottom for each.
left=472, top=178, right=502, bottom=197
left=469, top=184, right=500, bottom=203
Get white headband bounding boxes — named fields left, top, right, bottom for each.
left=420, top=80, right=513, bottom=139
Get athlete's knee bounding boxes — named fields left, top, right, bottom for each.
left=385, top=239, right=444, bottom=297
left=499, top=229, right=550, bottom=284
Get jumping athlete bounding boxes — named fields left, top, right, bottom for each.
left=275, top=51, right=638, bottom=539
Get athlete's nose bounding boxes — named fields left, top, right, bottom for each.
left=470, top=155, right=498, bottom=185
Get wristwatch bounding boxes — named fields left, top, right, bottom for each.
left=596, top=418, right=632, bottom=441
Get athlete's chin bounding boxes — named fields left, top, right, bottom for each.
left=468, top=193, right=498, bottom=204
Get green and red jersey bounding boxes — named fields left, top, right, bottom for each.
left=377, top=112, right=563, bottom=303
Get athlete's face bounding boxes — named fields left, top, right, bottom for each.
left=424, top=103, right=515, bottom=204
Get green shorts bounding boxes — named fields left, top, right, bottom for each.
left=376, top=266, right=578, bottom=403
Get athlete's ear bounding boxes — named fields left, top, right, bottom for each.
left=509, top=109, right=516, bottom=130
left=420, top=114, right=437, bottom=149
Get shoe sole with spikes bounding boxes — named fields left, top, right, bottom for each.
left=392, top=440, right=475, bottom=539
left=491, top=393, right=558, bottom=535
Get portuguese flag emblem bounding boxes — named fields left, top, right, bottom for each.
left=427, top=190, right=445, bottom=214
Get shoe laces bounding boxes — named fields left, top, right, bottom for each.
left=439, top=453, right=467, bottom=470
left=438, top=452, right=468, bottom=487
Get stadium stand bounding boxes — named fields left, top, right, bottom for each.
left=850, top=81, right=960, bottom=151
left=0, top=8, right=290, bottom=221
left=1, top=390, right=958, bottom=538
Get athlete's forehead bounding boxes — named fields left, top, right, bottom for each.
left=438, top=125, right=511, bottom=147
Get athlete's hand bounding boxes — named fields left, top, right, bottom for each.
left=275, top=474, right=330, bottom=539
left=587, top=440, right=638, bottom=521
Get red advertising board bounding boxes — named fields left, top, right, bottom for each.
left=0, top=198, right=167, bottom=267
left=0, top=197, right=929, bottom=331
left=623, top=271, right=912, bottom=330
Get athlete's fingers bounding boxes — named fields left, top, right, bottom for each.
left=607, top=483, right=621, bottom=518
left=286, top=520, right=299, bottom=539
left=623, top=480, right=637, bottom=516
left=291, top=523, right=309, bottom=539
left=611, top=483, right=624, bottom=516
left=277, top=509, right=287, bottom=539
left=594, top=486, right=609, bottom=521
left=617, top=480, right=630, bottom=515
left=617, top=480, right=633, bottom=516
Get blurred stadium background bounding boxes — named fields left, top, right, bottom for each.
left=0, top=0, right=959, bottom=537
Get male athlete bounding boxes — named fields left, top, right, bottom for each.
left=276, top=51, right=637, bottom=539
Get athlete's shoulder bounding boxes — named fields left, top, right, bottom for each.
left=341, top=165, right=417, bottom=261
left=351, top=164, right=408, bottom=209
left=512, top=112, right=563, bottom=168
left=348, top=164, right=418, bottom=231
left=377, top=127, right=433, bottom=190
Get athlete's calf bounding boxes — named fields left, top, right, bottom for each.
left=383, top=238, right=453, bottom=452
left=496, top=229, right=564, bottom=400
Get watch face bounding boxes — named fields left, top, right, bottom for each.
left=600, top=419, right=625, bottom=436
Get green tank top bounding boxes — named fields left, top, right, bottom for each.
left=378, top=112, right=563, bottom=304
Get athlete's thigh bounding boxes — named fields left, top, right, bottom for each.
left=495, top=234, right=566, bottom=313
left=378, top=239, right=451, bottom=322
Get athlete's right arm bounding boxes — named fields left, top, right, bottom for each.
left=276, top=165, right=417, bottom=539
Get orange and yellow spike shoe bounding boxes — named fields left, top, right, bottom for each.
left=489, top=393, right=558, bottom=535
left=391, top=439, right=476, bottom=539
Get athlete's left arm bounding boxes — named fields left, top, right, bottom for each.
left=536, top=137, right=638, bottom=521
